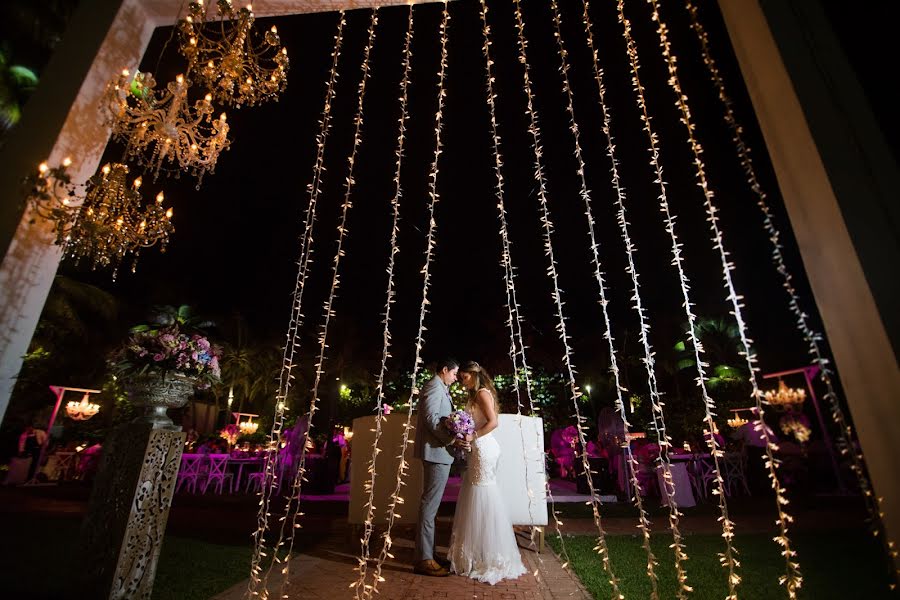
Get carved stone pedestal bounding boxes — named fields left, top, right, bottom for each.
left=79, top=422, right=186, bottom=599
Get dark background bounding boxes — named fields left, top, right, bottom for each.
left=69, top=0, right=820, bottom=382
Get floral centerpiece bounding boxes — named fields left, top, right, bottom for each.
left=219, top=424, right=240, bottom=448
left=109, top=305, right=221, bottom=430
left=444, top=409, right=475, bottom=461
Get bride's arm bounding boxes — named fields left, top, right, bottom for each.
left=474, top=389, right=499, bottom=438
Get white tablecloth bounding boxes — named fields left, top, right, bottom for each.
left=657, top=462, right=696, bottom=508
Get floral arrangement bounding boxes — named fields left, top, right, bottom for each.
left=219, top=424, right=240, bottom=446
left=444, top=409, right=475, bottom=461
left=779, top=412, right=812, bottom=444
left=109, top=306, right=221, bottom=388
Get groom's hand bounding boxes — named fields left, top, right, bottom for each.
left=451, top=438, right=471, bottom=451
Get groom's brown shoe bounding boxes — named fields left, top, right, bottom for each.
left=414, top=559, right=450, bottom=577
left=435, top=556, right=451, bottom=570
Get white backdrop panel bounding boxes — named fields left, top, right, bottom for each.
left=348, top=413, right=547, bottom=526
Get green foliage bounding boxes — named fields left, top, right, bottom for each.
left=0, top=49, right=37, bottom=130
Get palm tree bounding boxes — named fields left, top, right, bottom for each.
left=673, top=316, right=748, bottom=390
left=213, top=313, right=282, bottom=424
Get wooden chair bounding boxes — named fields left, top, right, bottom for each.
left=245, top=470, right=266, bottom=493
left=202, top=454, right=234, bottom=494
left=722, top=451, right=751, bottom=496
left=687, top=455, right=717, bottom=500
left=176, top=454, right=205, bottom=493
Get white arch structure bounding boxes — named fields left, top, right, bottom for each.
left=0, top=0, right=896, bottom=568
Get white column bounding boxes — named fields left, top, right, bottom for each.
left=717, top=0, right=900, bottom=562
left=0, top=0, right=157, bottom=424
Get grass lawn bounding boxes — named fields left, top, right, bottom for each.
left=549, top=531, right=898, bottom=599
left=2, top=517, right=252, bottom=600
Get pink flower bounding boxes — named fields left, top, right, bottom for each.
left=153, top=353, right=165, bottom=361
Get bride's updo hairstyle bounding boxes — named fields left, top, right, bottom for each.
left=458, top=361, right=500, bottom=413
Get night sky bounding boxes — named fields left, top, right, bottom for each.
left=69, top=0, right=823, bottom=385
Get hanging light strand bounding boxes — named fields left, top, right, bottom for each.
left=273, top=10, right=379, bottom=598
left=352, top=5, right=414, bottom=598
left=615, top=0, right=714, bottom=594
left=684, top=0, right=897, bottom=576
left=645, top=0, right=800, bottom=594
left=572, top=0, right=666, bottom=593
left=478, top=0, right=549, bottom=566
left=246, top=13, right=346, bottom=598
left=511, top=1, right=622, bottom=595
left=362, top=3, right=449, bottom=598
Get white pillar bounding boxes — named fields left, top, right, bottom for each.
left=718, top=0, right=900, bottom=563
left=0, top=0, right=157, bottom=425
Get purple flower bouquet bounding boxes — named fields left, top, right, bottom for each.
left=444, top=409, right=475, bottom=461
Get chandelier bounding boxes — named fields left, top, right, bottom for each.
left=763, top=379, right=806, bottom=411
left=23, top=158, right=79, bottom=243
left=239, top=420, right=259, bottom=436
left=727, top=411, right=748, bottom=429
left=178, top=0, right=289, bottom=108
left=65, top=163, right=174, bottom=276
left=103, top=69, right=230, bottom=185
left=66, top=393, right=101, bottom=420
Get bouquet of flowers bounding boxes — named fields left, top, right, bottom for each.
left=219, top=424, right=240, bottom=447
left=444, top=409, right=475, bottom=461
left=108, top=308, right=222, bottom=388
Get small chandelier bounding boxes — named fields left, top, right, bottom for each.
left=23, top=158, right=79, bottom=243
left=179, top=0, right=289, bottom=108
left=66, top=393, right=101, bottom=420
left=103, top=70, right=230, bottom=185
left=239, top=420, right=259, bottom=436
left=64, top=163, right=174, bottom=276
left=763, top=379, right=806, bottom=411
left=727, top=412, right=748, bottom=429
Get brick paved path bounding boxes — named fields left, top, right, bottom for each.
left=212, top=518, right=591, bottom=600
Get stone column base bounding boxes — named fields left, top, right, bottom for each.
left=78, top=422, right=186, bottom=599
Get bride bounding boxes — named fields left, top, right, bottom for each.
left=448, top=361, right=527, bottom=585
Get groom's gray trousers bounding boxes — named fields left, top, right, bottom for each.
left=415, top=461, right=451, bottom=561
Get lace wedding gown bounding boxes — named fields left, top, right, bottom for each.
left=448, top=395, right=527, bottom=585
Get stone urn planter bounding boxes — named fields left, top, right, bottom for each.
left=125, top=372, right=197, bottom=431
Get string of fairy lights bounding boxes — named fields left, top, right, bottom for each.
left=352, top=4, right=415, bottom=598
left=566, top=0, right=663, bottom=593
left=274, top=9, right=379, bottom=598
left=478, top=0, right=556, bottom=568
left=683, top=0, right=899, bottom=582
left=608, top=0, right=743, bottom=592
left=511, top=0, right=623, bottom=595
left=359, top=3, right=450, bottom=598
left=614, top=0, right=704, bottom=594
left=644, top=0, right=802, bottom=594
left=246, top=12, right=347, bottom=598
left=228, top=1, right=887, bottom=597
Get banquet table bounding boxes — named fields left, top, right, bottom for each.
left=227, top=457, right=265, bottom=493
left=657, top=461, right=696, bottom=508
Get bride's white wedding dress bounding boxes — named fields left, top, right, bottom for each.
left=448, top=394, right=527, bottom=585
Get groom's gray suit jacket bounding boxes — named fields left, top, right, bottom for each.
left=413, top=375, right=455, bottom=464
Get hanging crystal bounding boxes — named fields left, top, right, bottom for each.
left=179, top=0, right=289, bottom=108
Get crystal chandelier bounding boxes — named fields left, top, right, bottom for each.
left=727, top=411, right=748, bottom=429
left=23, top=158, right=79, bottom=243
left=66, top=393, right=101, bottom=420
left=179, top=0, right=289, bottom=108
left=103, top=70, right=230, bottom=185
left=239, top=420, right=259, bottom=436
left=763, top=379, right=806, bottom=411
left=64, top=163, right=174, bottom=276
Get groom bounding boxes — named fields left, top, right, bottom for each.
left=412, top=357, right=466, bottom=577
